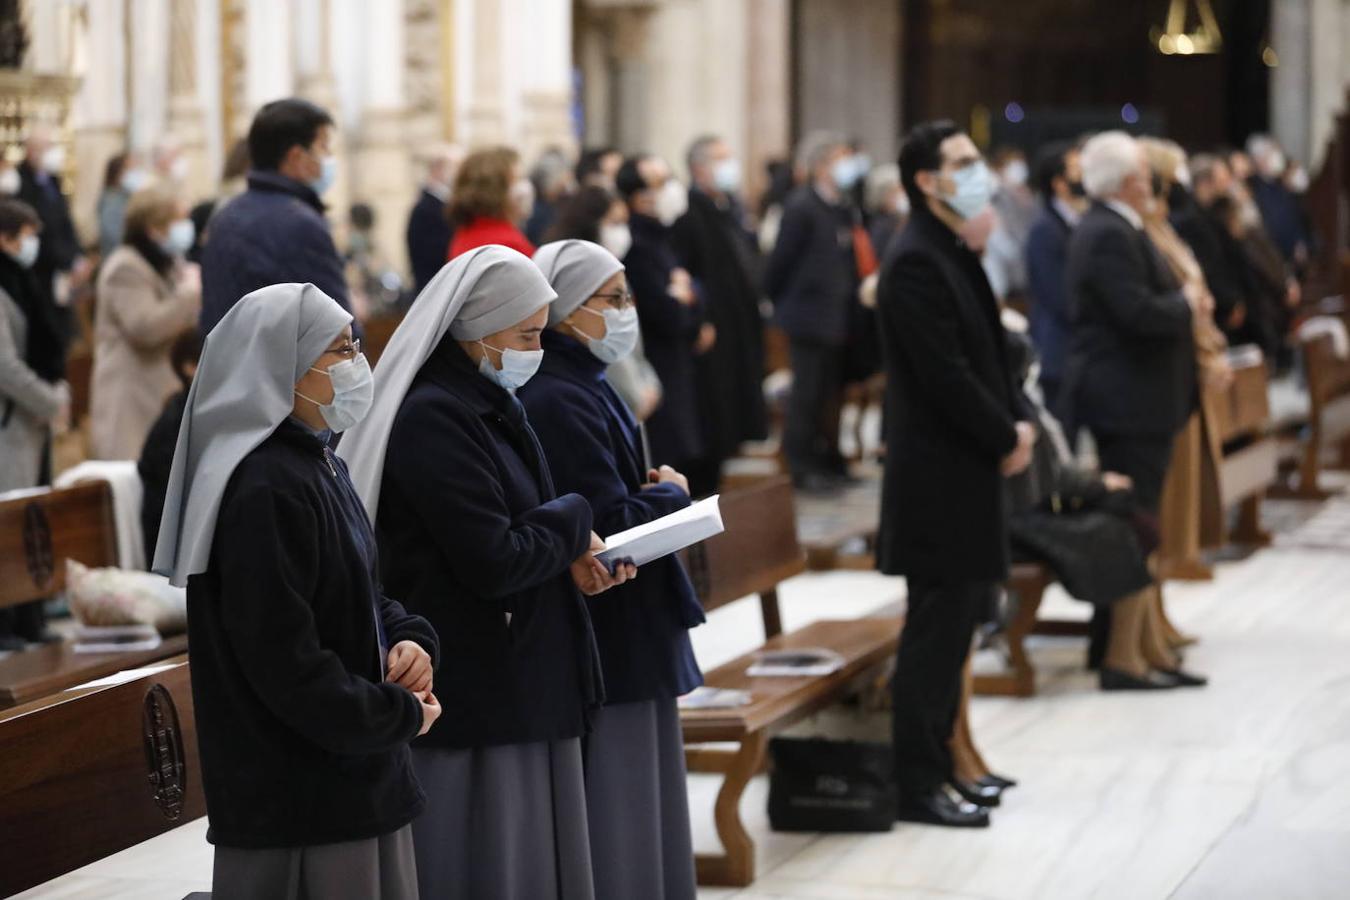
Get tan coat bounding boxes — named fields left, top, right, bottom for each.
left=90, top=247, right=199, bottom=460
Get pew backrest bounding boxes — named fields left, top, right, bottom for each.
left=0, top=482, right=118, bottom=611
left=1214, top=356, right=1273, bottom=444
left=680, top=476, right=806, bottom=636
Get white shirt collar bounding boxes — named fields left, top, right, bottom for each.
left=1052, top=197, right=1082, bottom=227
left=1105, top=198, right=1144, bottom=231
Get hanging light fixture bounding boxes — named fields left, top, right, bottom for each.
left=1150, top=0, right=1223, bottom=56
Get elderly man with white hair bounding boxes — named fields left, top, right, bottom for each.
left=406, top=143, right=465, bottom=295
left=1063, top=131, right=1200, bottom=688
left=1245, top=133, right=1309, bottom=264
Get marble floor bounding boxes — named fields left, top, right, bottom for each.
left=18, top=485, right=1350, bottom=900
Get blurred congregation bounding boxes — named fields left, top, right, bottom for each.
left=4, top=0, right=1350, bottom=898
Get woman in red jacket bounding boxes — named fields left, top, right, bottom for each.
left=446, top=147, right=537, bottom=259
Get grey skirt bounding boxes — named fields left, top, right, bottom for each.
left=411, top=737, right=595, bottom=900
left=583, top=699, right=696, bottom=900
left=211, top=824, right=417, bottom=900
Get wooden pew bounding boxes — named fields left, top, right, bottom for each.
left=0, top=482, right=188, bottom=708
left=1211, top=355, right=1279, bottom=546
left=1290, top=331, right=1350, bottom=498
left=0, top=656, right=205, bottom=897
left=679, top=476, right=902, bottom=887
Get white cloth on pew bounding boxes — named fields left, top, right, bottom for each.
left=1298, top=315, right=1349, bottom=360
left=54, top=460, right=144, bottom=570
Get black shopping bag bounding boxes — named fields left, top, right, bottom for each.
left=767, top=736, right=895, bottom=832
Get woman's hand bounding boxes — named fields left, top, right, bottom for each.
left=570, top=532, right=637, bottom=595
left=386, top=640, right=433, bottom=694
left=1102, top=472, right=1134, bottom=493
left=643, top=465, right=689, bottom=496
left=414, top=691, right=442, bottom=737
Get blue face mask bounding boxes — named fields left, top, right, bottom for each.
left=8, top=234, right=39, bottom=269
left=478, top=341, right=543, bottom=393
left=161, top=218, right=195, bottom=257
left=309, top=154, right=337, bottom=196
left=572, top=304, right=640, bottom=365
left=943, top=160, right=995, bottom=220
left=832, top=155, right=862, bottom=191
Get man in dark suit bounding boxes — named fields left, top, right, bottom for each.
left=878, top=120, right=1037, bottom=828
left=1066, top=131, right=1197, bottom=525
left=1024, top=140, right=1087, bottom=419
left=764, top=130, right=860, bottom=491
left=17, top=128, right=89, bottom=358
left=405, top=145, right=461, bottom=296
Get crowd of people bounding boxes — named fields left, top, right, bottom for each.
left=0, top=89, right=1322, bottom=896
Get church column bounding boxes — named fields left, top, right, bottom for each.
left=70, top=0, right=129, bottom=240
left=743, top=0, right=790, bottom=204
left=514, top=0, right=574, bottom=162
left=350, top=0, right=412, bottom=277
left=461, top=0, right=505, bottom=145
left=292, top=0, right=351, bottom=236
left=1271, top=0, right=1350, bottom=170
left=166, top=0, right=210, bottom=199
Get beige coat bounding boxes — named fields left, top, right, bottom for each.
left=90, top=247, right=199, bottom=460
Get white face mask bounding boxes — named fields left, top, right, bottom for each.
left=478, top=340, right=543, bottom=393
left=41, top=145, right=66, bottom=174
left=713, top=158, right=742, bottom=193
left=0, top=167, right=21, bottom=195
left=162, top=218, right=195, bottom=257
left=599, top=223, right=632, bottom=260
left=170, top=156, right=189, bottom=182
left=943, top=161, right=996, bottom=221
left=655, top=178, right=688, bottom=226
left=1002, top=159, right=1029, bottom=188
left=120, top=168, right=148, bottom=193
left=510, top=177, right=536, bottom=222
left=8, top=233, right=40, bottom=269
left=573, top=304, right=639, bottom=365
left=295, top=353, right=374, bottom=433
left=1174, top=165, right=1192, bottom=189
left=1288, top=167, right=1310, bottom=193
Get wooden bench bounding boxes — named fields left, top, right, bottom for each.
left=0, top=656, right=205, bottom=897
left=679, top=476, right=902, bottom=886
left=0, top=482, right=188, bottom=708
left=1289, top=330, right=1350, bottom=498
left=1212, top=354, right=1279, bottom=547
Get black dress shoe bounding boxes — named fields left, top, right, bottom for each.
left=1160, top=668, right=1208, bottom=687
left=793, top=472, right=844, bottom=494
left=1100, top=667, right=1180, bottom=691
left=895, top=784, right=991, bottom=828
left=978, top=773, right=1017, bottom=791
left=953, top=778, right=1002, bottom=807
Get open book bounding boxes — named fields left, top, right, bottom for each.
left=596, top=495, right=724, bottom=572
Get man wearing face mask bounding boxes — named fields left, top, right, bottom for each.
left=1245, top=134, right=1308, bottom=267
left=764, top=130, right=862, bottom=491
left=617, top=154, right=709, bottom=483
left=17, top=127, right=90, bottom=357
left=1025, top=140, right=1089, bottom=419
left=406, top=144, right=463, bottom=295
left=1065, top=131, right=1197, bottom=537
left=670, top=134, right=768, bottom=496
left=877, top=120, right=1037, bottom=827
left=200, top=98, right=355, bottom=336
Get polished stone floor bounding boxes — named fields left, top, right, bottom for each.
left=18, top=483, right=1350, bottom=900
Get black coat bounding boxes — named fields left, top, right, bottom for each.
left=519, top=332, right=704, bottom=704
left=376, top=338, right=604, bottom=749
left=138, top=389, right=188, bottom=561
left=671, top=189, right=769, bottom=458
left=17, top=162, right=80, bottom=361
left=1025, top=204, right=1074, bottom=382
left=1170, top=196, right=1252, bottom=327
left=763, top=185, right=857, bottom=345
left=875, top=206, right=1024, bottom=582
left=201, top=172, right=354, bottom=335
left=626, top=212, right=705, bottom=465
left=405, top=188, right=454, bottom=295
left=1065, top=203, right=1195, bottom=439
left=187, top=419, right=439, bottom=848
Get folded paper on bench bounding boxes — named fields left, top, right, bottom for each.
left=597, top=495, right=724, bottom=572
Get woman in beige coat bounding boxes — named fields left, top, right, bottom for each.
left=90, top=184, right=201, bottom=460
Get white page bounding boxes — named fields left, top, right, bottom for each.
left=66, top=663, right=178, bottom=691
left=596, top=495, right=724, bottom=570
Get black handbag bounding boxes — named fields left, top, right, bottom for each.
left=767, top=737, right=895, bottom=832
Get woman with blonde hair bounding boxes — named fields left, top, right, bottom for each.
left=446, top=146, right=537, bottom=259
left=1140, top=137, right=1231, bottom=643
left=90, top=182, right=201, bottom=459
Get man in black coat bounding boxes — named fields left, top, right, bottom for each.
left=878, top=120, right=1036, bottom=828
left=671, top=135, right=768, bottom=495
left=17, top=129, right=89, bottom=358
left=1066, top=131, right=1197, bottom=519
left=764, top=130, right=861, bottom=491
left=405, top=145, right=460, bottom=296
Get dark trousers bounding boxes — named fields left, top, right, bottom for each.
left=891, top=578, right=991, bottom=796
left=785, top=338, right=844, bottom=479
left=1091, top=430, right=1175, bottom=515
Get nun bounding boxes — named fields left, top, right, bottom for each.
left=519, top=240, right=704, bottom=899
left=337, top=245, right=634, bottom=900
left=152, top=282, right=442, bottom=900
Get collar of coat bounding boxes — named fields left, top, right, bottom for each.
left=539, top=329, right=606, bottom=384
left=421, top=332, right=527, bottom=423
left=246, top=170, right=326, bottom=214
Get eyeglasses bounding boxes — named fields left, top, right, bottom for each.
left=323, top=338, right=362, bottom=360
left=591, top=288, right=634, bottom=310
